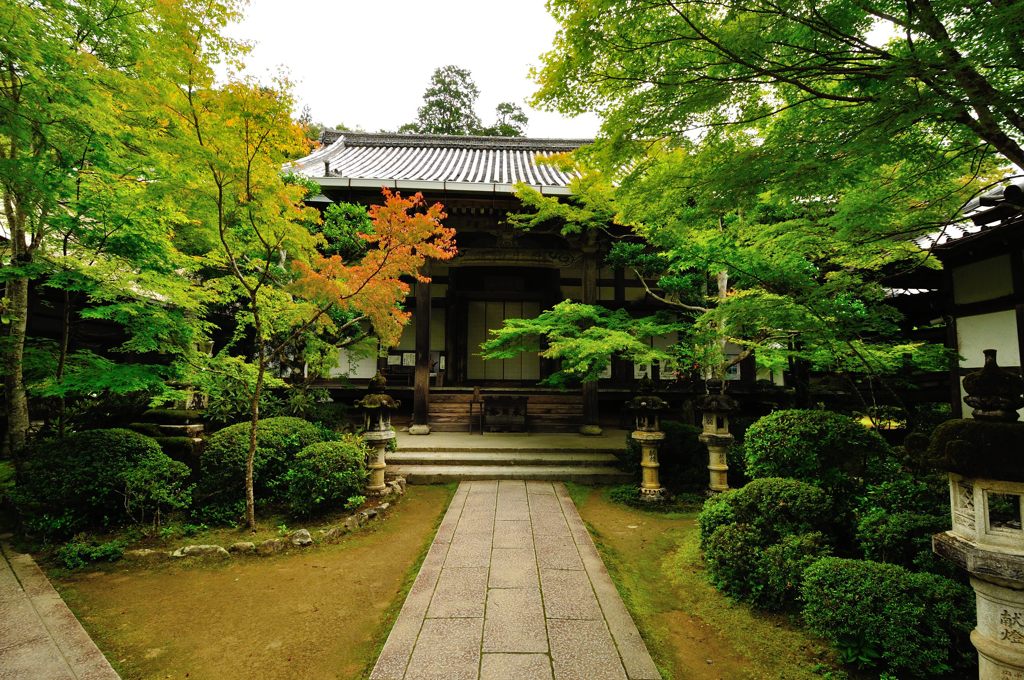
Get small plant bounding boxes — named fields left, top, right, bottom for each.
left=276, top=523, right=289, bottom=536
left=55, top=535, right=128, bottom=570
left=607, top=484, right=642, bottom=507
left=344, top=495, right=366, bottom=511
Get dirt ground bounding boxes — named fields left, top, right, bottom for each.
left=571, top=486, right=839, bottom=680
left=55, top=485, right=453, bottom=680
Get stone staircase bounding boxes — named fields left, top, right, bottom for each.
left=388, top=435, right=631, bottom=484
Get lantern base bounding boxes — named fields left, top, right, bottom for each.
left=407, top=424, right=431, bottom=435
left=639, top=486, right=665, bottom=501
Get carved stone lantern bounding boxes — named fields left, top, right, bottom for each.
left=626, top=377, right=670, bottom=501
left=355, top=373, right=400, bottom=496
left=697, top=379, right=738, bottom=493
left=932, top=350, right=1024, bottom=679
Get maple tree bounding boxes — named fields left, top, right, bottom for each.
left=155, top=19, right=455, bottom=527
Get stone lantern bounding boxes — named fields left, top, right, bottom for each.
left=355, top=373, right=400, bottom=496
left=697, top=379, right=738, bottom=493
left=932, top=349, right=1024, bottom=679
left=626, top=377, right=670, bottom=501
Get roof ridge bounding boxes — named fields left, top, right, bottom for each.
left=319, top=129, right=590, bottom=151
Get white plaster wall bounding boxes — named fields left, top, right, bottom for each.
left=957, top=310, right=1020, bottom=368
left=329, top=348, right=378, bottom=379
left=956, top=309, right=1022, bottom=418
left=952, top=255, right=1013, bottom=304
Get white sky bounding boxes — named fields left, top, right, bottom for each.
left=226, top=0, right=601, bottom=139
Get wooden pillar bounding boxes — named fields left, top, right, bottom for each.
left=581, top=239, right=602, bottom=435
left=410, top=278, right=431, bottom=435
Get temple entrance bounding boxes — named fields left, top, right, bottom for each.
left=466, top=300, right=541, bottom=381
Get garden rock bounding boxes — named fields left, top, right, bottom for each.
left=343, top=514, right=365, bottom=531
left=228, top=541, right=256, bottom=555
left=376, top=502, right=390, bottom=515
left=173, top=544, right=229, bottom=559
left=125, top=548, right=167, bottom=562
left=322, top=526, right=348, bottom=541
left=290, top=529, right=313, bottom=547
left=257, top=538, right=287, bottom=556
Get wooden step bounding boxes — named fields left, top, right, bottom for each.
left=388, top=451, right=620, bottom=466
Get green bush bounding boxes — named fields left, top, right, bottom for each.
left=854, top=475, right=950, bottom=572
left=704, top=523, right=765, bottom=602
left=698, top=477, right=833, bottom=547
left=55, top=535, right=127, bottom=570
left=802, top=557, right=975, bottom=678
left=196, top=416, right=332, bottom=521
left=697, top=492, right=737, bottom=550
left=14, top=429, right=191, bottom=539
left=704, top=522, right=830, bottom=612
left=699, top=478, right=835, bottom=611
left=284, top=436, right=370, bottom=518
left=744, top=409, right=894, bottom=492
left=758, top=532, right=830, bottom=611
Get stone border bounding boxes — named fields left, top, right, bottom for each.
left=123, top=477, right=407, bottom=564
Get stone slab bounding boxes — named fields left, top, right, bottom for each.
left=489, top=548, right=538, bottom=589
left=403, top=617, right=483, bottom=680
left=427, top=567, right=488, bottom=618
left=492, top=520, right=533, bottom=549
left=483, top=587, right=548, bottom=653
left=548, top=619, right=627, bottom=680
left=481, top=653, right=554, bottom=680
left=540, top=568, right=603, bottom=620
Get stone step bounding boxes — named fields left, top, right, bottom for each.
left=391, top=464, right=631, bottom=485
left=395, top=444, right=623, bottom=454
left=388, top=450, right=620, bottom=466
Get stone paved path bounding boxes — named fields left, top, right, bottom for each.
left=0, top=538, right=119, bottom=680
left=370, top=480, right=660, bottom=680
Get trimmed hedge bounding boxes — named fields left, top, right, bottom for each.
left=802, top=557, right=974, bottom=678
left=699, top=478, right=834, bottom=611
left=744, top=409, right=893, bottom=492
left=698, top=477, right=833, bottom=548
left=196, top=417, right=332, bottom=522
left=14, top=428, right=191, bottom=538
left=284, top=436, right=370, bottom=518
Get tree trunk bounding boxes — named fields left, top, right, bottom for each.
left=56, top=288, right=71, bottom=437
left=4, top=274, right=30, bottom=454
left=245, top=300, right=265, bottom=533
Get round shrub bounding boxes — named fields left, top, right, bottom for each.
left=744, top=409, right=893, bottom=492
left=14, top=428, right=190, bottom=538
left=697, top=477, right=833, bottom=548
left=697, top=492, right=737, bottom=550
left=757, top=532, right=830, bottom=611
left=704, top=523, right=765, bottom=602
left=196, top=416, right=331, bottom=521
left=801, top=557, right=975, bottom=678
left=284, top=436, right=370, bottom=518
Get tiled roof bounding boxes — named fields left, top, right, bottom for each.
left=288, top=131, right=591, bottom=195
left=916, top=181, right=1024, bottom=251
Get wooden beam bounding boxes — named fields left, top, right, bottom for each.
left=411, top=278, right=431, bottom=432
left=581, top=239, right=601, bottom=434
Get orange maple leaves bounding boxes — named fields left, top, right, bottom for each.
left=290, top=188, right=457, bottom=347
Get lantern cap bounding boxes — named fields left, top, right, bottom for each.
left=355, top=372, right=401, bottom=410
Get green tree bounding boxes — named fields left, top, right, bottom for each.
left=401, top=65, right=529, bottom=136
left=480, top=0, right=1016, bottom=396
left=483, top=102, right=529, bottom=137
left=0, top=0, right=228, bottom=453
left=402, top=65, right=482, bottom=135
